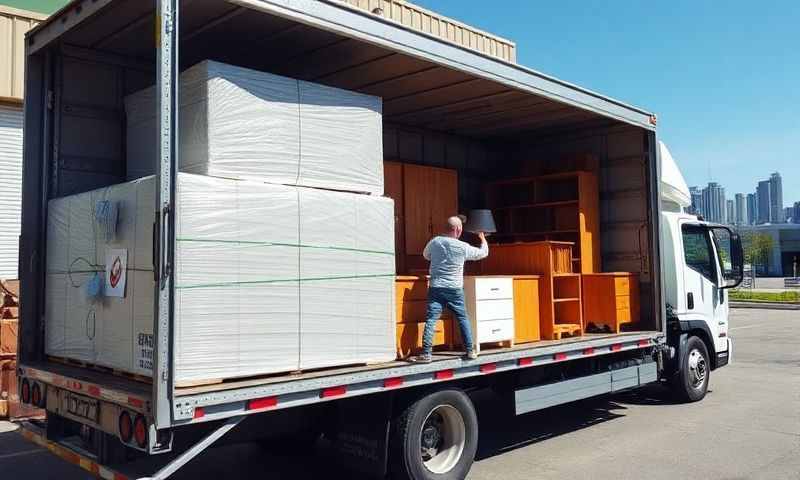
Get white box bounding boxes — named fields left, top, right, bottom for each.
left=124, top=60, right=383, bottom=195
left=45, top=174, right=395, bottom=383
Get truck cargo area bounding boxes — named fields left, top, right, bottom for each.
left=19, top=0, right=664, bottom=438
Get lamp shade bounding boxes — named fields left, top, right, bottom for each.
left=464, top=209, right=497, bottom=234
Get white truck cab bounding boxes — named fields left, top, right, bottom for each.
left=659, top=143, right=743, bottom=401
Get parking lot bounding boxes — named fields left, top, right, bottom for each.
left=1, top=308, right=798, bottom=480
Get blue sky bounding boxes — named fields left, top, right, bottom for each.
left=416, top=0, right=799, bottom=207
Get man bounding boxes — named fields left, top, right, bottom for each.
left=414, top=216, right=489, bottom=363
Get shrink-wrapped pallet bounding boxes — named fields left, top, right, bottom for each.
left=125, top=60, right=383, bottom=194
left=298, top=188, right=395, bottom=369
left=44, top=174, right=395, bottom=383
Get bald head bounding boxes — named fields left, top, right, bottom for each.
left=445, top=216, right=463, bottom=238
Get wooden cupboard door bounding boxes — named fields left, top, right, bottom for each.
left=384, top=162, right=405, bottom=272
left=403, top=165, right=458, bottom=255
left=431, top=167, right=458, bottom=236
left=513, top=278, right=541, bottom=343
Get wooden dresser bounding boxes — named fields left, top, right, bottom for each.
left=581, top=273, right=640, bottom=334
left=463, top=276, right=515, bottom=352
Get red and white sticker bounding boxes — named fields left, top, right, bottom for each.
left=105, top=248, right=128, bottom=297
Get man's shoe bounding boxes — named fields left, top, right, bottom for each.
left=411, top=353, right=432, bottom=363
left=466, top=349, right=478, bottom=360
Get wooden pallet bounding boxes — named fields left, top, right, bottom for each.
left=46, top=356, right=152, bottom=384
left=551, top=323, right=582, bottom=340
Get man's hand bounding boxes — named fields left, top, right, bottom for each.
left=477, top=232, right=486, bottom=242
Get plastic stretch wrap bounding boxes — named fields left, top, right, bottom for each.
left=45, top=174, right=395, bottom=383
left=124, top=60, right=383, bottom=194
left=44, top=177, right=155, bottom=374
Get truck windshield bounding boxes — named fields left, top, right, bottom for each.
left=682, top=225, right=717, bottom=283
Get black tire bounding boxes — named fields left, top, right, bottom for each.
left=390, top=389, right=478, bottom=480
left=671, top=335, right=710, bottom=402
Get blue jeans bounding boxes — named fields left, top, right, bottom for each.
left=422, top=287, right=474, bottom=354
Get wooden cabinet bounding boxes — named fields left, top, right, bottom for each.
left=512, top=276, right=541, bottom=344
left=395, top=276, right=453, bottom=358
left=581, top=273, right=640, bottom=334
left=486, top=171, right=600, bottom=273
left=481, top=241, right=582, bottom=340
left=383, top=162, right=458, bottom=274
left=464, top=276, right=514, bottom=352
left=384, top=162, right=405, bottom=273
left=402, top=164, right=458, bottom=255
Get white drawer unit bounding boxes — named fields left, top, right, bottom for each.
left=464, top=276, right=515, bottom=352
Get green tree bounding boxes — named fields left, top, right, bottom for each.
left=741, top=231, right=774, bottom=282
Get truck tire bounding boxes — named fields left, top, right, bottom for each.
left=671, top=335, right=710, bottom=402
left=390, top=389, right=478, bottom=480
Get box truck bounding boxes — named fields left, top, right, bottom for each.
left=15, top=1, right=743, bottom=479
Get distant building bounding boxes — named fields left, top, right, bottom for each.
left=735, top=193, right=746, bottom=225
left=738, top=224, right=800, bottom=276
left=794, top=202, right=800, bottom=224
left=785, top=207, right=795, bottom=224
left=702, top=182, right=725, bottom=223
left=770, top=172, right=784, bottom=223
left=726, top=199, right=735, bottom=224
left=757, top=180, right=771, bottom=224
left=747, top=193, right=757, bottom=226
left=689, top=186, right=703, bottom=216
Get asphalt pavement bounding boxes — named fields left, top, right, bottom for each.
left=1, top=308, right=798, bottom=480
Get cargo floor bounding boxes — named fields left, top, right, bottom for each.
left=175, top=331, right=657, bottom=396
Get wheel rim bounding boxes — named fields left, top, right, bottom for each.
left=419, top=404, right=466, bottom=474
left=687, top=348, right=707, bottom=389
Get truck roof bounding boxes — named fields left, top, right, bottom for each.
left=25, top=0, right=658, bottom=134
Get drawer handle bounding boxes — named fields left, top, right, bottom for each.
left=492, top=328, right=501, bottom=333
left=489, top=288, right=500, bottom=291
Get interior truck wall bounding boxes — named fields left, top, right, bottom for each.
left=383, top=123, right=506, bottom=211
left=508, top=124, right=656, bottom=329
left=52, top=47, right=151, bottom=198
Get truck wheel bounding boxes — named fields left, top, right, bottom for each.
left=672, top=336, right=710, bottom=402
left=390, top=389, right=478, bottom=480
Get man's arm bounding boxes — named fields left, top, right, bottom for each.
left=422, top=238, right=433, bottom=261
left=464, top=232, right=489, bottom=261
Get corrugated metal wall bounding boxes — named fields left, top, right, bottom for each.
left=0, top=5, right=45, bottom=102
left=330, top=0, right=517, bottom=63
left=0, top=104, right=23, bottom=278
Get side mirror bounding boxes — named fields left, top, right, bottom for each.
left=712, top=227, right=744, bottom=289
left=727, top=232, right=744, bottom=289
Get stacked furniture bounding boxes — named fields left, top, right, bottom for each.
left=485, top=171, right=599, bottom=274
left=581, top=273, right=640, bottom=333
left=463, top=276, right=515, bottom=352
left=481, top=241, right=582, bottom=340
left=395, top=276, right=454, bottom=357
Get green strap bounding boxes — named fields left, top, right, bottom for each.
left=176, top=237, right=394, bottom=256
left=176, top=273, right=395, bottom=290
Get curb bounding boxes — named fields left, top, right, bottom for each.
left=18, top=422, right=129, bottom=480
left=730, top=301, right=800, bottom=310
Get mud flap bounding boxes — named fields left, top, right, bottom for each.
left=328, top=393, right=392, bottom=478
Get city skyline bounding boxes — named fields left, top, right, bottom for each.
left=689, top=171, right=797, bottom=225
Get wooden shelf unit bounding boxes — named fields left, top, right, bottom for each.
left=486, top=171, right=600, bottom=274
left=481, top=241, right=583, bottom=340
left=512, top=276, right=541, bottom=344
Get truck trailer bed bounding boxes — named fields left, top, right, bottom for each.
left=20, top=330, right=661, bottom=427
